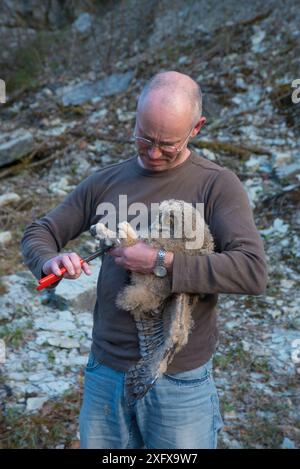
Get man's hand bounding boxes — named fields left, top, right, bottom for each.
left=109, top=241, right=174, bottom=274
left=42, top=252, right=92, bottom=279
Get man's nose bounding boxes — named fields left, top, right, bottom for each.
left=148, top=144, right=162, bottom=159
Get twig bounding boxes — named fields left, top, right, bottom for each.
left=192, top=139, right=272, bottom=157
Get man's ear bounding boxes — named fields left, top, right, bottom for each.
left=191, top=116, right=206, bottom=137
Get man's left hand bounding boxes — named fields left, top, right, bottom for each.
left=109, top=241, right=173, bottom=274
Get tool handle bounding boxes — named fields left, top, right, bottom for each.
left=36, top=258, right=85, bottom=291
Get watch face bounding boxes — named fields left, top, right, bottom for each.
left=153, top=265, right=167, bottom=277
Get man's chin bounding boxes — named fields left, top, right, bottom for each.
left=138, top=156, right=167, bottom=170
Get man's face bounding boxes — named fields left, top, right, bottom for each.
left=134, top=120, right=192, bottom=172
left=134, top=101, right=197, bottom=172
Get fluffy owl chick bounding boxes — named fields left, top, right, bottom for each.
left=90, top=199, right=214, bottom=317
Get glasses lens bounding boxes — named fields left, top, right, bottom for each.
left=134, top=137, right=177, bottom=154
left=160, top=145, right=177, bottom=154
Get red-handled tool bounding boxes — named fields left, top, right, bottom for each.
left=36, top=238, right=121, bottom=291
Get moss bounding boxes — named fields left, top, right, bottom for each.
left=0, top=326, right=24, bottom=348
left=6, top=28, right=70, bottom=93
left=250, top=358, right=270, bottom=374
left=47, top=350, right=56, bottom=365
left=6, top=45, right=41, bottom=93
left=0, top=390, right=82, bottom=449
left=214, top=343, right=252, bottom=370
left=239, top=415, right=284, bottom=449
left=0, top=279, right=8, bottom=296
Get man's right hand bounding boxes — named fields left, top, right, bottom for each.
left=42, top=252, right=92, bottom=280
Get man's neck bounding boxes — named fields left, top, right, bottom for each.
left=137, top=148, right=191, bottom=170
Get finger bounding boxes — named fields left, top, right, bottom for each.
left=60, top=254, right=77, bottom=276
left=109, top=247, right=123, bottom=257
left=114, top=256, right=124, bottom=266
left=51, top=260, right=64, bottom=277
left=82, top=262, right=92, bottom=275
left=68, top=252, right=83, bottom=275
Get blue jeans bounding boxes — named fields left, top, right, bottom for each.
left=79, top=351, right=223, bottom=449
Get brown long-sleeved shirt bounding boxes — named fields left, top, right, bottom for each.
left=20, top=151, right=268, bottom=373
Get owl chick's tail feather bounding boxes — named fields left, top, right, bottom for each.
left=124, top=294, right=195, bottom=406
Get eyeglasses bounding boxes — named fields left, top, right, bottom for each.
left=133, top=126, right=194, bottom=156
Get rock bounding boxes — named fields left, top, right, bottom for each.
left=268, top=310, right=282, bottom=320
left=0, top=231, right=12, bottom=245
left=202, top=148, right=216, bottom=161
left=178, top=55, right=189, bottom=65
left=228, top=439, right=243, bottom=449
left=243, top=178, right=264, bottom=208
left=245, top=155, right=271, bottom=172
left=241, top=340, right=251, bottom=352
left=47, top=337, right=80, bottom=349
left=35, top=317, right=77, bottom=332
left=251, top=28, right=266, bottom=53
left=268, top=329, right=300, bottom=375
left=26, top=396, right=48, bottom=412
left=8, top=372, right=28, bottom=381
left=275, top=162, right=300, bottom=181
left=0, top=1, right=73, bottom=29
left=49, top=177, right=76, bottom=196
left=80, top=343, right=91, bottom=354
left=256, top=410, right=276, bottom=419
left=273, top=152, right=292, bottom=167
left=280, top=279, right=295, bottom=289
left=245, top=156, right=261, bottom=172
left=67, top=354, right=88, bottom=366
left=100, top=155, right=113, bottom=164
left=39, top=289, right=68, bottom=309
left=54, top=260, right=99, bottom=312
left=250, top=372, right=265, bottom=381
left=28, top=372, right=55, bottom=382
left=41, top=123, right=72, bottom=137
left=116, top=109, right=136, bottom=122
left=0, top=129, right=35, bottom=167
left=35, top=330, right=60, bottom=346
left=38, top=380, right=71, bottom=395
left=236, top=76, right=247, bottom=90
left=76, top=312, right=93, bottom=328
left=225, top=320, right=240, bottom=330
left=281, top=437, right=296, bottom=449
left=88, top=108, right=108, bottom=124
left=55, top=444, right=65, bottom=449
left=260, top=218, right=289, bottom=237
left=88, top=140, right=108, bottom=153
left=56, top=71, right=134, bottom=106
left=0, top=193, right=20, bottom=207
left=224, top=410, right=237, bottom=420
left=73, top=12, right=92, bottom=38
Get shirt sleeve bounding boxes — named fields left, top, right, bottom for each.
left=171, top=169, right=268, bottom=295
left=20, top=174, right=96, bottom=282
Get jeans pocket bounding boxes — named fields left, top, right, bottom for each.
left=163, top=359, right=212, bottom=387
left=86, top=351, right=102, bottom=371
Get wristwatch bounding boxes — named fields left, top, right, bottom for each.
left=153, top=249, right=168, bottom=278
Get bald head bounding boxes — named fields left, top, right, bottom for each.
left=137, top=71, right=202, bottom=127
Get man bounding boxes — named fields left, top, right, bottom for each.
left=21, top=71, right=268, bottom=449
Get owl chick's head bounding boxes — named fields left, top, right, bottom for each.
left=152, top=199, right=205, bottom=249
